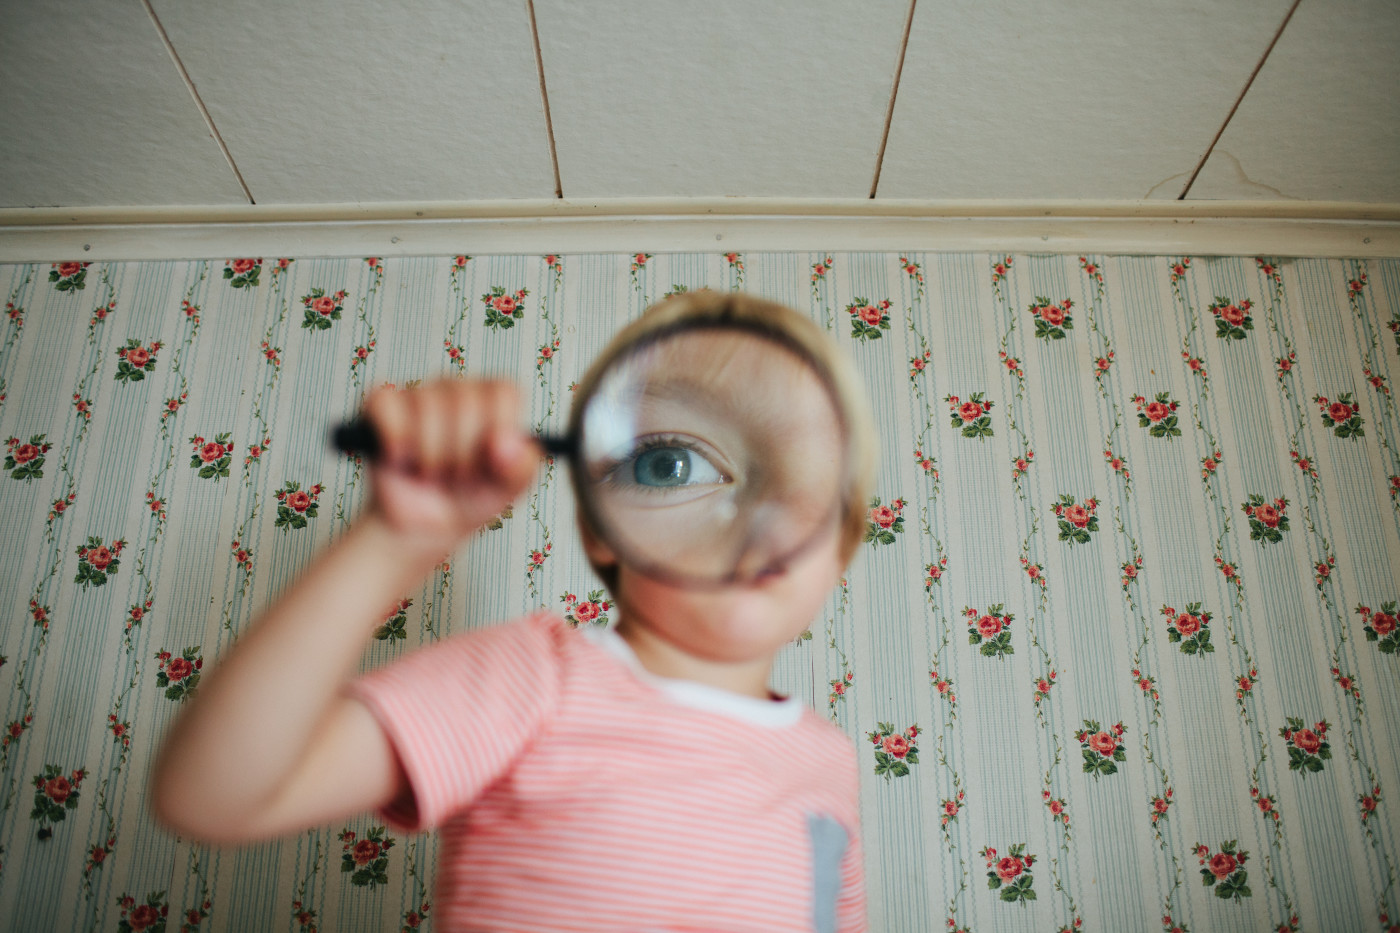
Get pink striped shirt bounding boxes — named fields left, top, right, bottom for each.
left=345, top=611, right=866, bottom=932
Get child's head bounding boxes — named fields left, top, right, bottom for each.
left=568, top=290, right=876, bottom=649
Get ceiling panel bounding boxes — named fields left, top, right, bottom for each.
left=0, top=0, right=247, bottom=208
left=150, top=0, right=556, bottom=204
left=534, top=0, right=908, bottom=198
left=878, top=0, right=1294, bottom=200
left=1188, top=0, right=1400, bottom=202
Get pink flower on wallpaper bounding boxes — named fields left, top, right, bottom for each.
left=924, top=556, right=948, bottom=591
left=1053, top=494, right=1099, bottom=545
left=560, top=590, right=611, bottom=628
left=1161, top=602, right=1214, bottom=656
left=1028, top=296, right=1074, bottom=340
left=1314, top=392, right=1365, bottom=439
left=1209, top=296, right=1254, bottom=340
left=945, top=393, right=994, bottom=439
left=909, top=349, right=931, bottom=379
left=4, top=434, right=51, bottom=482
left=1168, top=257, right=1191, bottom=285
left=75, top=536, right=126, bottom=588
left=373, top=598, right=414, bottom=641
left=845, top=298, right=893, bottom=342
left=867, top=723, right=919, bottom=780
left=301, top=287, right=348, bottom=330
left=351, top=338, right=377, bottom=369
left=940, top=789, right=965, bottom=827
left=980, top=843, right=1036, bottom=903
left=1131, top=668, right=1160, bottom=704
left=482, top=286, right=529, bottom=330
left=1358, top=601, right=1400, bottom=655
left=231, top=539, right=254, bottom=574
left=340, top=825, right=396, bottom=886
left=998, top=350, right=1024, bottom=380
left=1149, top=787, right=1173, bottom=824
left=224, top=258, right=262, bottom=288
left=929, top=668, right=955, bottom=706
left=50, top=261, right=91, bottom=291
left=114, top=339, right=162, bottom=383
left=828, top=670, right=853, bottom=711
left=1077, top=719, right=1126, bottom=778
left=1242, top=494, right=1290, bottom=544
left=964, top=604, right=1014, bottom=659
left=1195, top=840, right=1251, bottom=900
left=31, top=764, right=86, bottom=839
left=1093, top=350, right=1115, bottom=380
left=991, top=255, right=1013, bottom=288
left=864, top=497, right=905, bottom=546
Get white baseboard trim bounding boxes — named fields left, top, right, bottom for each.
left=1, top=199, right=1397, bottom=261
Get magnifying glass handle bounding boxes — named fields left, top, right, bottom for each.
left=330, top=416, right=572, bottom=460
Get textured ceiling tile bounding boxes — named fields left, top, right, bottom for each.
left=0, top=0, right=247, bottom=208
left=879, top=0, right=1295, bottom=200
left=150, top=0, right=555, bottom=204
left=1187, top=0, right=1400, bottom=202
left=534, top=0, right=909, bottom=198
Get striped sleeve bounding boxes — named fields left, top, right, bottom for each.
left=342, top=612, right=564, bottom=833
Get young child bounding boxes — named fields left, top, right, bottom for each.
left=151, top=291, right=875, bottom=932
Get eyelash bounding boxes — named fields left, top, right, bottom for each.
left=600, top=434, right=726, bottom=488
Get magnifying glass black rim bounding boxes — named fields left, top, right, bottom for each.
left=567, top=316, right=853, bottom=590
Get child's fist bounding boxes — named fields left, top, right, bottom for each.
left=360, top=379, right=538, bottom=549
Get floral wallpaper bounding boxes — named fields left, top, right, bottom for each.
left=0, top=250, right=1396, bottom=932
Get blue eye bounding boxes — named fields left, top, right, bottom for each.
left=612, top=437, right=728, bottom=491
left=635, top=447, right=692, bottom=486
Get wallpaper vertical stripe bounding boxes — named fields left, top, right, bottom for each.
left=0, top=252, right=1396, bottom=932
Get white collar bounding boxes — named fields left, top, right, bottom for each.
left=580, top=624, right=804, bottom=729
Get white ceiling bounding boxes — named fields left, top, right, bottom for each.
left=1, top=0, right=1397, bottom=209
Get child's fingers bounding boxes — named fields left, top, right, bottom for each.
left=411, top=381, right=454, bottom=479
left=362, top=385, right=411, bottom=468
left=447, top=382, right=486, bottom=487
left=482, top=383, right=536, bottom=491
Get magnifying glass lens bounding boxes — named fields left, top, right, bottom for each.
left=577, top=326, right=847, bottom=586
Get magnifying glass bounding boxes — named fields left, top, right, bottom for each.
left=331, top=315, right=852, bottom=588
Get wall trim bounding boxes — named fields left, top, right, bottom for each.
left=1, top=199, right=1397, bottom=261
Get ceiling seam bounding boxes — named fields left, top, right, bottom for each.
left=527, top=0, right=564, bottom=199
left=141, top=0, right=255, bottom=204
left=1177, top=0, right=1302, bottom=200
left=869, top=0, right=917, bottom=199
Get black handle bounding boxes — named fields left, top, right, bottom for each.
left=331, top=417, right=382, bottom=459
left=330, top=416, right=572, bottom=460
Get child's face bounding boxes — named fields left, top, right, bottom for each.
left=587, top=518, right=847, bottom=664
left=579, top=327, right=845, bottom=586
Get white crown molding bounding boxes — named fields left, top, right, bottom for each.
left=1, top=199, right=1397, bottom=261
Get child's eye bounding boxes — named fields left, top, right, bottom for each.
left=600, top=434, right=732, bottom=494
left=631, top=445, right=724, bottom=487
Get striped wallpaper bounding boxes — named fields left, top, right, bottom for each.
left=0, top=251, right=1396, bottom=932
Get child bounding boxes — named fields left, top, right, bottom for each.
left=151, top=291, right=875, bottom=932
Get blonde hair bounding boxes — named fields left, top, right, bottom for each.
left=569, top=289, right=877, bottom=591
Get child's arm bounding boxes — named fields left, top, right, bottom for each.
left=149, top=380, right=538, bottom=844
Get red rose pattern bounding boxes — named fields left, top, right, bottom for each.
left=1195, top=841, right=1250, bottom=899
left=5, top=253, right=1393, bottom=927
left=340, top=826, right=396, bottom=886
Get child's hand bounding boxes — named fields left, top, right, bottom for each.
left=360, top=379, right=539, bottom=552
